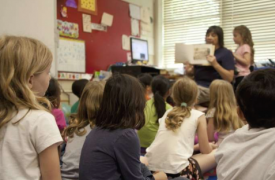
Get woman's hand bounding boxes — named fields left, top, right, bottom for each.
left=207, top=55, right=218, bottom=67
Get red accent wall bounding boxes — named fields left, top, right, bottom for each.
left=57, top=0, right=131, bottom=73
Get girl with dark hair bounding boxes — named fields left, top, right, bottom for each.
left=138, top=75, right=172, bottom=154
left=45, top=78, right=67, bottom=133
left=194, top=25, right=235, bottom=104
left=79, top=74, right=167, bottom=180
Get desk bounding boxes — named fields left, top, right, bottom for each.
left=111, top=66, right=160, bottom=77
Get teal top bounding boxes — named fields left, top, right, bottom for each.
left=137, top=98, right=172, bottom=148
left=71, top=101, right=79, bottom=114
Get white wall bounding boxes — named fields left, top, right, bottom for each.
left=0, top=0, right=57, bottom=76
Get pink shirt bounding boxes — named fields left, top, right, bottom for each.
left=52, top=108, right=67, bottom=131
left=235, top=44, right=251, bottom=77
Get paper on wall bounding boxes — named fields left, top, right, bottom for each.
left=131, top=19, right=139, bottom=36
left=101, top=12, right=114, bottom=27
left=140, top=7, right=150, bottom=23
left=82, top=14, right=92, bottom=33
left=91, top=23, right=107, bottom=31
left=129, top=4, right=141, bottom=20
left=122, top=35, right=130, bottom=51
left=140, top=22, right=151, bottom=32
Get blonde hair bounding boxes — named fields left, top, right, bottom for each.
left=63, top=81, right=105, bottom=138
left=165, top=76, right=198, bottom=131
left=0, top=35, right=53, bottom=128
left=209, top=80, right=243, bottom=133
left=234, top=25, right=255, bottom=64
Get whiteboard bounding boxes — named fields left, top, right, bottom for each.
left=57, top=38, right=86, bottom=73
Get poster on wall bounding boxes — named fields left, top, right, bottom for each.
left=57, top=38, right=86, bottom=73
left=78, top=0, right=97, bottom=15
left=82, top=14, right=92, bottom=33
left=57, top=20, right=79, bottom=38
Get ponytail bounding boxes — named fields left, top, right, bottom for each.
left=165, top=106, right=191, bottom=131
left=151, top=75, right=171, bottom=123
left=164, top=76, right=198, bottom=131
left=154, top=91, right=166, bottom=121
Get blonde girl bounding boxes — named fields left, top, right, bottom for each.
left=233, top=25, right=255, bottom=89
left=61, top=81, right=104, bottom=180
left=207, top=80, right=243, bottom=145
left=146, top=76, right=216, bottom=180
left=0, top=36, right=63, bottom=180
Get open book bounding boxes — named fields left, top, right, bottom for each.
left=175, top=43, right=215, bottom=65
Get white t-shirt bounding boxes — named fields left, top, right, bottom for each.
left=145, top=108, right=204, bottom=174
left=0, top=109, right=63, bottom=180
left=61, top=125, right=92, bottom=180
left=216, top=124, right=275, bottom=180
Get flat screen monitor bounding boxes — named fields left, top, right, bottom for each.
left=130, top=38, right=149, bottom=63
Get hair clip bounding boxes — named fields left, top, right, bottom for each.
left=181, top=102, right=187, bottom=107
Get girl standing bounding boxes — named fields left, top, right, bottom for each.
left=0, top=36, right=63, bottom=180
left=138, top=75, right=172, bottom=154
left=233, top=25, right=254, bottom=89
left=146, top=76, right=216, bottom=180
left=61, top=81, right=104, bottom=180
left=207, top=80, right=244, bottom=145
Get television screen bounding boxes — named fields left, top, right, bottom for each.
left=130, top=38, right=149, bottom=62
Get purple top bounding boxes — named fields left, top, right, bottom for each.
left=52, top=108, right=67, bottom=131
left=79, top=127, right=154, bottom=180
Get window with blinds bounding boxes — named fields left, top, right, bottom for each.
left=163, top=0, right=221, bottom=69
left=222, top=0, right=275, bottom=62
left=163, top=0, right=275, bottom=68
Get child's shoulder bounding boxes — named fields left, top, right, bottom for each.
left=16, top=109, right=55, bottom=125
left=191, top=108, right=204, bottom=117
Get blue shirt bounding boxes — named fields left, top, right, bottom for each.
left=79, top=127, right=154, bottom=180
left=194, top=47, right=235, bottom=87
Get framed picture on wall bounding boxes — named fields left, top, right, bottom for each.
left=78, top=0, right=97, bottom=15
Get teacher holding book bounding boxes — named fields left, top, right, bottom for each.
left=194, top=26, right=235, bottom=104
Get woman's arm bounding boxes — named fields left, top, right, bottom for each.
left=207, top=118, right=216, bottom=142
left=39, top=144, right=62, bottom=180
left=233, top=52, right=251, bottom=66
left=207, top=55, right=234, bottom=82
left=197, top=115, right=213, bottom=154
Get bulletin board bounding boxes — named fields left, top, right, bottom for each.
left=57, top=0, right=132, bottom=73
left=57, top=37, right=86, bottom=73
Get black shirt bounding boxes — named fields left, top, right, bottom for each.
left=194, top=47, right=235, bottom=87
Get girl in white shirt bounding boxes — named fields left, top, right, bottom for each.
left=207, top=80, right=244, bottom=145
left=0, top=36, right=63, bottom=180
left=146, top=76, right=216, bottom=180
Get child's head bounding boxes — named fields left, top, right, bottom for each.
left=206, top=26, right=224, bottom=48
left=45, top=78, right=61, bottom=109
left=151, top=75, right=171, bottom=120
left=95, top=74, right=146, bottom=130
left=165, top=76, right=198, bottom=131
left=236, top=69, right=275, bottom=129
left=64, top=81, right=105, bottom=137
left=0, top=35, right=52, bottom=128
left=72, top=79, right=89, bottom=98
left=209, top=80, right=242, bottom=132
left=137, top=73, right=153, bottom=89
left=233, top=25, right=254, bottom=63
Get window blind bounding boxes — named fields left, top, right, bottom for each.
left=163, top=0, right=275, bottom=68
left=222, top=0, right=275, bottom=62
left=163, top=0, right=221, bottom=68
